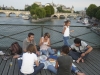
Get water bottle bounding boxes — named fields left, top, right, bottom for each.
left=46, top=51, right=49, bottom=57
left=57, top=50, right=60, bottom=56
left=10, top=62, right=13, bottom=66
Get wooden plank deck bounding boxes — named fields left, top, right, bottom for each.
left=0, top=48, right=100, bottom=75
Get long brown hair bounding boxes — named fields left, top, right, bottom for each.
left=44, top=32, right=50, bottom=38
left=26, top=44, right=36, bottom=54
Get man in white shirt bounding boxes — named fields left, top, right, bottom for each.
left=69, top=38, right=93, bottom=63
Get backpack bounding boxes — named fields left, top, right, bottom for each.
left=9, top=42, right=22, bottom=55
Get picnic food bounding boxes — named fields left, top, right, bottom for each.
left=49, top=58, right=56, bottom=62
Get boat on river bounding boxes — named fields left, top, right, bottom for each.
left=22, top=15, right=29, bottom=20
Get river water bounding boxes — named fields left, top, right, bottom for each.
left=0, top=14, right=100, bottom=48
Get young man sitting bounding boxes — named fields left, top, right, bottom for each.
left=69, top=38, right=93, bottom=63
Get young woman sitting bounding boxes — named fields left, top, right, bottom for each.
left=18, top=44, right=44, bottom=75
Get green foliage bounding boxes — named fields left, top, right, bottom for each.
left=86, top=4, right=97, bottom=18
left=30, top=3, right=54, bottom=18
left=44, top=6, right=54, bottom=17
left=45, top=6, right=51, bottom=17
left=32, top=15, right=38, bottom=20
left=30, top=3, right=39, bottom=16
left=95, top=9, right=100, bottom=20
left=57, top=6, right=62, bottom=12
left=57, top=6, right=71, bottom=13
left=30, top=9, right=35, bottom=15
left=0, top=8, right=1, bottom=10
left=25, top=6, right=31, bottom=11
left=35, top=7, right=46, bottom=18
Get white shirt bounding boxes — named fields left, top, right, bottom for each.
left=40, top=37, right=49, bottom=50
left=63, top=26, right=70, bottom=37
left=20, top=52, right=37, bottom=74
left=71, top=41, right=88, bottom=53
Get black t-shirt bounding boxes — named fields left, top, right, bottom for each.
left=57, top=55, right=73, bottom=75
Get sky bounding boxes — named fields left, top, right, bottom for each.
left=0, top=0, right=100, bottom=11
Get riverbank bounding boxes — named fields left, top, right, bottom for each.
left=31, top=17, right=52, bottom=23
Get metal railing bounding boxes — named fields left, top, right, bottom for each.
left=0, top=24, right=100, bottom=49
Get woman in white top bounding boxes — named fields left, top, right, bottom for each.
left=18, top=44, right=44, bottom=75
left=62, top=20, right=74, bottom=47
left=39, top=33, right=55, bottom=55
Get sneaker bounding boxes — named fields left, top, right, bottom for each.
left=0, top=51, right=5, bottom=55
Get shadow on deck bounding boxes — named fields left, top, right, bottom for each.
left=0, top=48, right=100, bottom=75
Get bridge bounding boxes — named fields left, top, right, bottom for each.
left=0, top=10, right=30, bottom=17
left=51, top=13, right=81, bottom=19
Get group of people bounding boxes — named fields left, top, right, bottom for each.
left=13, top=20, right=93, bottom=75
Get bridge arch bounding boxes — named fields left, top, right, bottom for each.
left=0, top=10, right=30, bottom=17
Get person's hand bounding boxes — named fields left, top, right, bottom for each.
left=13, top=55, right=20, bottom=58
left=71, top=30, right=74, bottom=32
left=81, top=53, right=85, bottom=57
left=36, top=51, right=40, bottom=56
left=40, top=42, right=44, bottom=45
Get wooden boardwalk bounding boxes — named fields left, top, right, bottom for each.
left=0, top=48, right=100, bottom=75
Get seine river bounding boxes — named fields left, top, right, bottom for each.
left=0, top=14, right=100, bottom=48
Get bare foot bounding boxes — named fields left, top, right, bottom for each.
left=76, top=59, right=80, bottom=63
left=81, top=59, right=84, bottom=63
left=77, top=72, right=85, bottom=75
left=76, top=58, right=81, bottom=63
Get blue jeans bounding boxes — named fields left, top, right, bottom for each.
left=40, top=47, right=55, bottom=55
left=18, top=60, right=44, bottom=75
left=47, top=65, right=78, bottom=74
left=63, top=36, right=70, bottom=47
left=69, top=50, right=89, bottom=60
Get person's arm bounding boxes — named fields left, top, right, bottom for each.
left=34, top=55, right=39, bottom=66
left=35, top=60, right=39, bottom=66
left=55, top=60, right=59, bottom=69
left=62, top=27, right=66, bottom=34
left=39, top=38, right=43, bottom=46
left=69, top=44, right=75, bottom=50
left=70, top=30, right=74, bottom=32
left=81, top=45, right=93, bottom=57
left=23, top=40, right=27, bottom=52
left=47, top=39, right=51, bottom=46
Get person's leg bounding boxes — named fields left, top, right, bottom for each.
left=40, top=50, right=47, bottom=55
left=47, top=65, right=57, bottom=74
left=63, top=36, right=70, bottom=47
left=71, top=66, right=85, bottom=75
left=69, top=50, right=81, bottom=60
left=17, top=59, right=22, bottom=69
left=71, top=66, right=79, bottom=73
left=47, top=47, right=55, bottom=55
left=32, top=63, right=44, bottom=75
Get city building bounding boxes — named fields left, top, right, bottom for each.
left=34, top=2, right=42, bottom=7
left=25, top=4, right=30, bottom=9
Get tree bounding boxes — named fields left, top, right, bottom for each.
left=57, top=6, right=62, bottom=12
left=35, top=7, right=46, bottom=18
left=30, top=9, right=35, bottom=15
left=95, top=9, right=100, bottom=20
left=92, top=6, right=100, bottom=17
left=44, top=6, right=54, bottom=17
left=25, top=6, right=31, bottom=11
left=86, top=4, right=97, bottom=18
left=49, top=6, right=54, bottom=15
left=31, top=3, right=39, bottom=10
left=30, top=3, right=39, bottom=16
left=0, top=8, right=1, bottom=10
